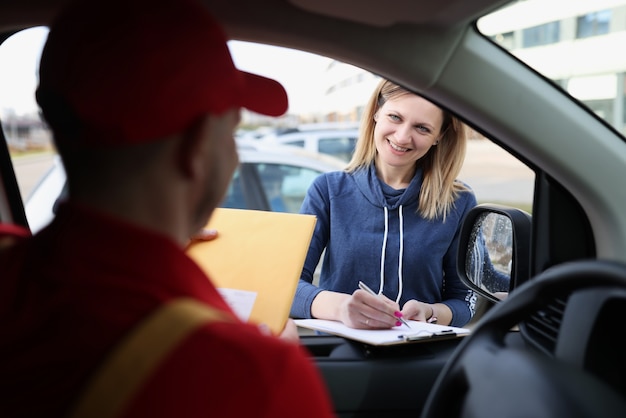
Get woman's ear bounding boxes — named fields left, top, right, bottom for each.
left=433, top=125, right=450, bottom=146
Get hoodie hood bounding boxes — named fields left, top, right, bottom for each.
left=353, top=164, right=424, bottom=210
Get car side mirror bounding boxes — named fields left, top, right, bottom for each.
left=457, top=204, right=532, bottom=303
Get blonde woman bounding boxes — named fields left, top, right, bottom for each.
left=291, top=79, right=477, bottom=328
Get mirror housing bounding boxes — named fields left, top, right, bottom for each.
left=457, top=204, right=532, bottom=303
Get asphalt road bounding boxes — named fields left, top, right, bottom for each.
left=12, top=152, right=56, bottom=200
left=12, top=139, right=534, bottom=206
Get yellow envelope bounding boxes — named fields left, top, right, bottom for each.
left=187, top=208, right=316, bottom=335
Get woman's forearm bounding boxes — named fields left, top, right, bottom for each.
left=310, top=290, right=350, bottom=321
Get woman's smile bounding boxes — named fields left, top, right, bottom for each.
left=387, top=138, right=411, bottom=153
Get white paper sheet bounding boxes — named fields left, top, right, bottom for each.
left=295, top=319, right=470, bottom=346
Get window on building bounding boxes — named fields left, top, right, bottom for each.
left=522, top=21, right=560, bottom=47
left=576, top=10, right=611, bottom=39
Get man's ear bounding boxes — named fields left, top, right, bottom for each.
left=176, top=115, right=210, bottom=180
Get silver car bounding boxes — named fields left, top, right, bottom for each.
left=25, top=139, right=345, bottom=233
left=261, top=127, right=359, bottom=162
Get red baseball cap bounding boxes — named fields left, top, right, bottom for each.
left=36, top=0, right=288, bottom=146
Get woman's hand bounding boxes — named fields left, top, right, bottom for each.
left=402, top=300, right=449, bottom=324
left=338, top=289, right=404, bottom=329
left=402, top=299, right=430, bottom=322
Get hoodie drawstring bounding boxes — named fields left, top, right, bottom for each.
left=378, top=205, right=405, bottom=304
left=378, top=207, right=389, bottom=296
left=397, top=205, right=404, bottom=303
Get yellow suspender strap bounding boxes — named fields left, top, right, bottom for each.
left=69, top=298, right=230, bottom=418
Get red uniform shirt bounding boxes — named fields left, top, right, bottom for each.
left=0, top=203, right=335, bottom=417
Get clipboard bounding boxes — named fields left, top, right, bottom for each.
left=294, top=319, right=470, bottom=346
left=187, top=208, right=316, bottom=335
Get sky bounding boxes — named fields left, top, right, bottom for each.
left=0, top=28, right=332, bottom=118
left=0, top=27, right=47, bottom=117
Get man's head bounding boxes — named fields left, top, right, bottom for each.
left=35, top=0, right=289, bottom=241
left=36, top=0, right=287, bottom=147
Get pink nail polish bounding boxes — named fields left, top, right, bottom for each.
left=395, top=320, right=402, bottom=326
left=394, top=311, right=403, bottom=318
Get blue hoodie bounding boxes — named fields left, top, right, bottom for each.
left=291, top=164, right=477, bottom=327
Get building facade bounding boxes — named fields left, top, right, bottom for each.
left=307, top=0, right=626, bottom=135
left=480, top=0, right=626, bottom=135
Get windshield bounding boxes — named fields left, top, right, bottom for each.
left=478, top=0, right=626, bottom=137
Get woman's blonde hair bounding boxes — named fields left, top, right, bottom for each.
left=345, top=79, right=468, bottom=221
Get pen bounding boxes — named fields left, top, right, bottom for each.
left=358, top=281, right=411, bottom=329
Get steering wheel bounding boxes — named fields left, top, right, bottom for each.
left=421, top=260, right=626, bottom=418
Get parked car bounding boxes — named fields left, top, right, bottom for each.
left=261, top=127, right=359, bottom=162
left=24, top=139, right=345, bottom=233
left=2, top=0, right=626, bottom=417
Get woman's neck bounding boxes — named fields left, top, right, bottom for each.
left=374, top=160, right=416, bottom=190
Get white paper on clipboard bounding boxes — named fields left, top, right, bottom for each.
left=295, top=318, right=470, bottom=346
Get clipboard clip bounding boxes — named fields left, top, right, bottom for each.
left=398, top=329, right=457, bottom=342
